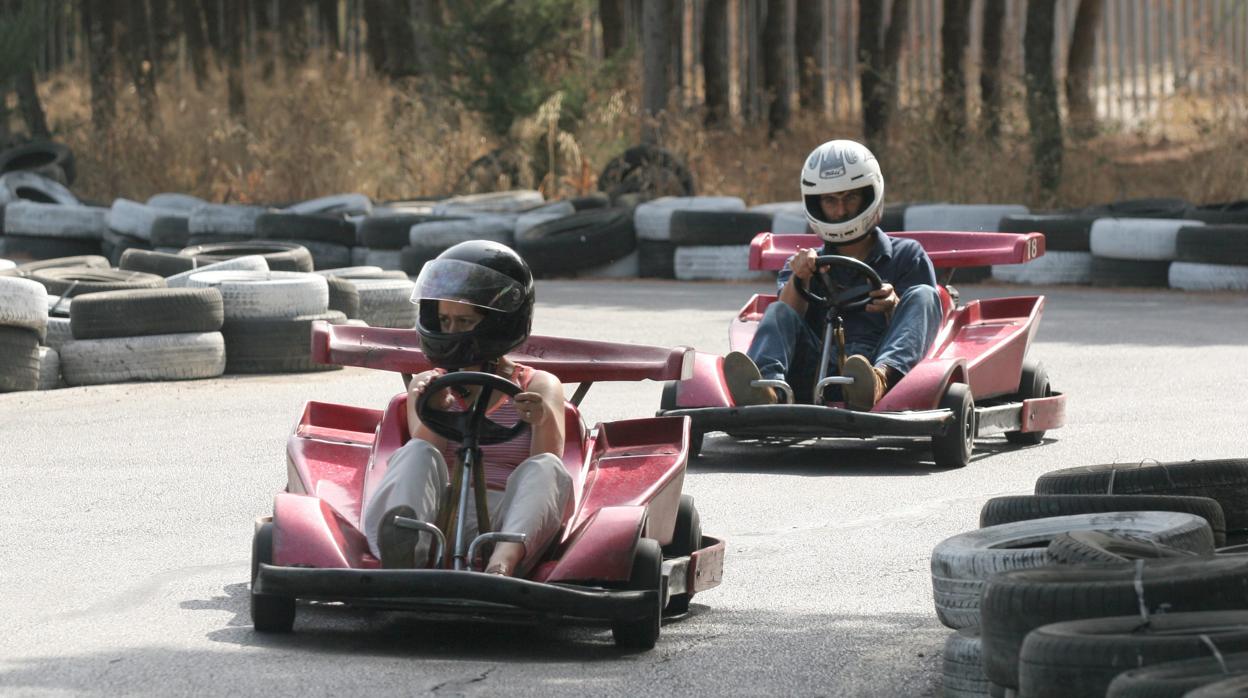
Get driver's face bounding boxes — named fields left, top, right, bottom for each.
left=819, top=189, right=866, bottom=222
left=438, top=300, right=485, bottom=333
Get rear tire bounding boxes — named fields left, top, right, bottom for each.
left=1004, top=360, right=1051, bottom=446
left=932, top=383, right=975, bottom=469
left=612, top=538, right=662, bottom=650
left=662, top=496, right=702, bottom=615
left=251, top=522, right=295, bottom=633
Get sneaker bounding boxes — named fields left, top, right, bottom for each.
left=723, top=351, right=777, bottom=406
left=841, top=355, right=888, bottom=410
left=378, top=505, right=420, bottom=569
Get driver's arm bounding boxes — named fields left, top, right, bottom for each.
left=517, top=371, right=566, bottom=459
left=777, top=248, right=818, bottom=314
left=405, top=369, right=450, bottom=447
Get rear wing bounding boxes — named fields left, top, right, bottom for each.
left=310, top=322, right=693, bottom=383
left=748, top=231, right=1047, bottom=271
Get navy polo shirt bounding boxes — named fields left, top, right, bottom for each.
left=775, top=228, right=938, bottom=342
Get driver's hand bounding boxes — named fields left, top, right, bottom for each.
left=513, top=392, right=548, bottom=425
left=790, top=248, right=822, bottom=281
left=866, top=283, right=898, bottom=313
left=410, top=369, right=453, bottom=410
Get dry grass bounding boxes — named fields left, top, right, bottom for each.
left=31, top=58, right=1248, bottom=209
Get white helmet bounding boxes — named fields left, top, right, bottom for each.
left=800, top=139, right=884, bottom=245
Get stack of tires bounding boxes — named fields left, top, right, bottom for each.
left=994, top=213, right=1098, bottom=285
left=1169, top=221, right=1248, bottom=292
left=317, top=267, right=417, bottom=329
left=903, top=203, right=1031, bottom=284
left=932, top=457, right=1248, bottom=697
left=0, top=276, right=50, bottom=391
left=634, top=196, right=770, bottom=281
left=1088, top=215, right=1204, bottom=288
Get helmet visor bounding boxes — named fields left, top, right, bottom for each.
left=411, top=258, right=527, bottom=312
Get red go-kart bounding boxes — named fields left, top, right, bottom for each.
left=250, top=322, right=724, bottom=649
left=658, top=230, right=1067, bottom=468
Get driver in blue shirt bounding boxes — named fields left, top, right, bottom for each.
left=724, top=139, right=941, bottom=410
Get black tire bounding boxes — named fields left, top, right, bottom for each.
left=28, top=267, right=166, bottom=298
left=932, top=383, right=975, bottom=468
left=638, top=239, right=676, bottom=279
left=0, top=140, right=76, bottom=185
left=1003, top=359, right=1051, bottom=445
left=179, top=241, right=314, bottom=273
left=0, top=325, right=40, bottom=392
left=879, top=203, right=908, bottom=233
left=1175, top=225, right=1248, bottom=265
left=668, top=210, right=774, bottom=246
left=101, top=229, right=153, bottom=266
left=662, top=495, right=702, bottom=615
left=611, top=538, right=663, bottom=650
left=1046, top=530, right=1201, bottom=565
left=222, top=311, right=348, bottom=373
left=358, top=214, right=458, bottom=249
left=1107, top=652, right=1248, bottom=698
left=1020, top=612, right=1248, bottom=698
left=1035, top=458, right=1248, bottom=537
left=251, top=522, right=296, bottom=633
left=255, top=212, right=357, bottom=246
left=943, top=629, right=991, bottom=698
left=149, top=216, right=190, bottom=248
left=515, top=208, right=636, bottom=277
left=979, top=494, right=1227, bottom=547
left=399, top=245, right=439, bottom=275
left=70, top=287, right=225, bottom=339
left=1085, top=197, right=1192, bottom=219
left=118, top=248, right=198, bottom=277
left=598, top=144, right=695, bottom=202
left=0, top=233, right=102, bottom=261
left=326, top=276, right=360, bottom=318
left=998, top=213, right=1096, bottom=252
left=283, top=238, right=351, bottom=270
left=1090, top=256, right=1171, bottom=288
left=569, top=193, right=610, bottom=210
left=1188, top=200, right=1248, bottom=225
left=980, top=557, right=1248, bottom=689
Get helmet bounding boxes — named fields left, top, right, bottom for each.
left=800, top=139, right=884, bottom=245
left=411, top=240, right=534, bottom=369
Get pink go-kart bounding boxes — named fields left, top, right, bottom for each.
left=658, top=230, right=1067, bottom=468
left=249, top=323, right=724, bottom=649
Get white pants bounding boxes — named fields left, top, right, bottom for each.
left=361, top=439, right=573, bottom=574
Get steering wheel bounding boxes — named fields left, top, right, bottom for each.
left=794, top=255, right=884, bottom=313
left=416, top=371, right=528, bottom=446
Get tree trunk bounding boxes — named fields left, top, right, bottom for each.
left=1024, top=0, right=1062, bottom=195
left=318, top=0, right=340, bottom=54
left=641, top=0, right=670, bottom=144
left=1066, top=0, right=1104, bottom=139
left=980, top=0, right=1005, bottom=142
left=202, top=0, right=224, bottom=61
left=937, top=0, right=971, bottom=145
left=600, top=0, right=628, bottom=60
left=761, top=0, right=791, bottom=138
left=882, top=0, right=911, bottom=139
left=150, top=0, right=177, bottom=73
left=794, top=0, right=822, bottom=111
left=858, top=0, right=884, bottom=151
left=226, top=2, right=246, bottom=121
left=278, top=0, right=309, bottom=68
left=15, top=67, right=50, bottom=139
left=179, top=0, right=210, bottom=89
left=83, top=0, right=116, bottom=133
left=702, top=0, right=729, bottom=127
left=255, top=0, right=276, bottom=81
left=362, top=0, right=388, bottom=73
left=125, top=0, right=159, bottom=126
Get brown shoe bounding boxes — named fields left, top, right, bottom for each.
left=723, top=351, right=777, bottom=406
left=841, top=355, right=888, bottom=410
left=378, top=505, right=419, bottom=569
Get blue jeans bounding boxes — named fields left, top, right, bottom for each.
left=746, top=285, right=942, bottom=403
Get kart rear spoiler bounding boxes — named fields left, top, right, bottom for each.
left=748, top=231, right=1047, bottom=271
left=310, top=322, right=693, bottom=383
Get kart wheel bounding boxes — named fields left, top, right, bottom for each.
left=932, top=383, right=975, bottom=469
left=251, top=522, right=295, bottom=633
left=612, top=538, right=662, bottom=650
left=1004, top=359, right=1051, bottom=446
left=662, top=495, right=702, bottom=615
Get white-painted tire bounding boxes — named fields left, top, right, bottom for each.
left=903, top=204, right=1029, bottom=232
left=284, top=193, right=372, bottom=216
left=145, top=193, right=206, bottom=211
left=60, top=331, right=227, bottom=386
left=634, top=196, right=747, bottom=241
left=165, top=255, right=269, bottom=288
left=991, top=251, right=1095, bottom=285
left=0, top=171, right=79, bottom=206
left=188, top=203, right=268, bottom=236
left=314, top=266, right=387, bottom=279
left=0, top=258, right=15, bottom=270
left=578, top=250, right=640, bottom=278
left=352, top=277, right=417, bottom=328
left=1090, top=218, right=1204, bottom=261
left=1168, top=261, right=1248, bottom=291
left=37, top=346, right=60, bottom=390
left=431, top=190, right=544, bottom=215
left=363, top=249, right=404, bottom=271
left=515, top=201, right=577, bottom=237
left=183, top=270, right=328, bottom=319
left=44, top=317, right=71, bottom=351
left=107, top=198, right=185, bottom=242
left=408, top=215, right=515, bottom=248
left=0, top=276, right=49, bottom=339
left=931, top=511, right=1215, bottom=630
left=3, top=202, right=108, bottom=239
left=748, top=200, right=805, bottom=216
left=673, top=244, right=769, bottom=281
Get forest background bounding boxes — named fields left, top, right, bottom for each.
left=1, top=0, right=1246, bottom=210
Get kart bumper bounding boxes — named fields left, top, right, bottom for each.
left=658, top=404, right=956, bottom=438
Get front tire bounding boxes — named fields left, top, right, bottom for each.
left=932, top=383, right=975, bottom=469
left=661, top=495, right=703, bottom=615
left=251, top=521, right=296, bottom=633
left=1004, top=359, right=1051, bottom=446
left=612, top=538, right=663, bottom=650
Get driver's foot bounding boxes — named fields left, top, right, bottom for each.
left=842, top=355, right=888, bottom=410
left=723, top=351, right=777, bottom=406
left=378, top=505, right=420, bottom=569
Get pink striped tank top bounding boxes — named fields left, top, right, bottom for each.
left=438, top=364, right=535, bottom=491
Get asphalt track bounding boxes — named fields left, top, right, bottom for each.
left=1, top=279, right=1246, bottom=697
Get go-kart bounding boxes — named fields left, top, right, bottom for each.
left=657, top=230, right=1067, bottom=468
left=249, top=322, right=724, bottom=649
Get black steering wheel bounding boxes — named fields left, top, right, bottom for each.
left=794, top=254, right=884, bottom=313
left=416, top=371, right=528, bottom=446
